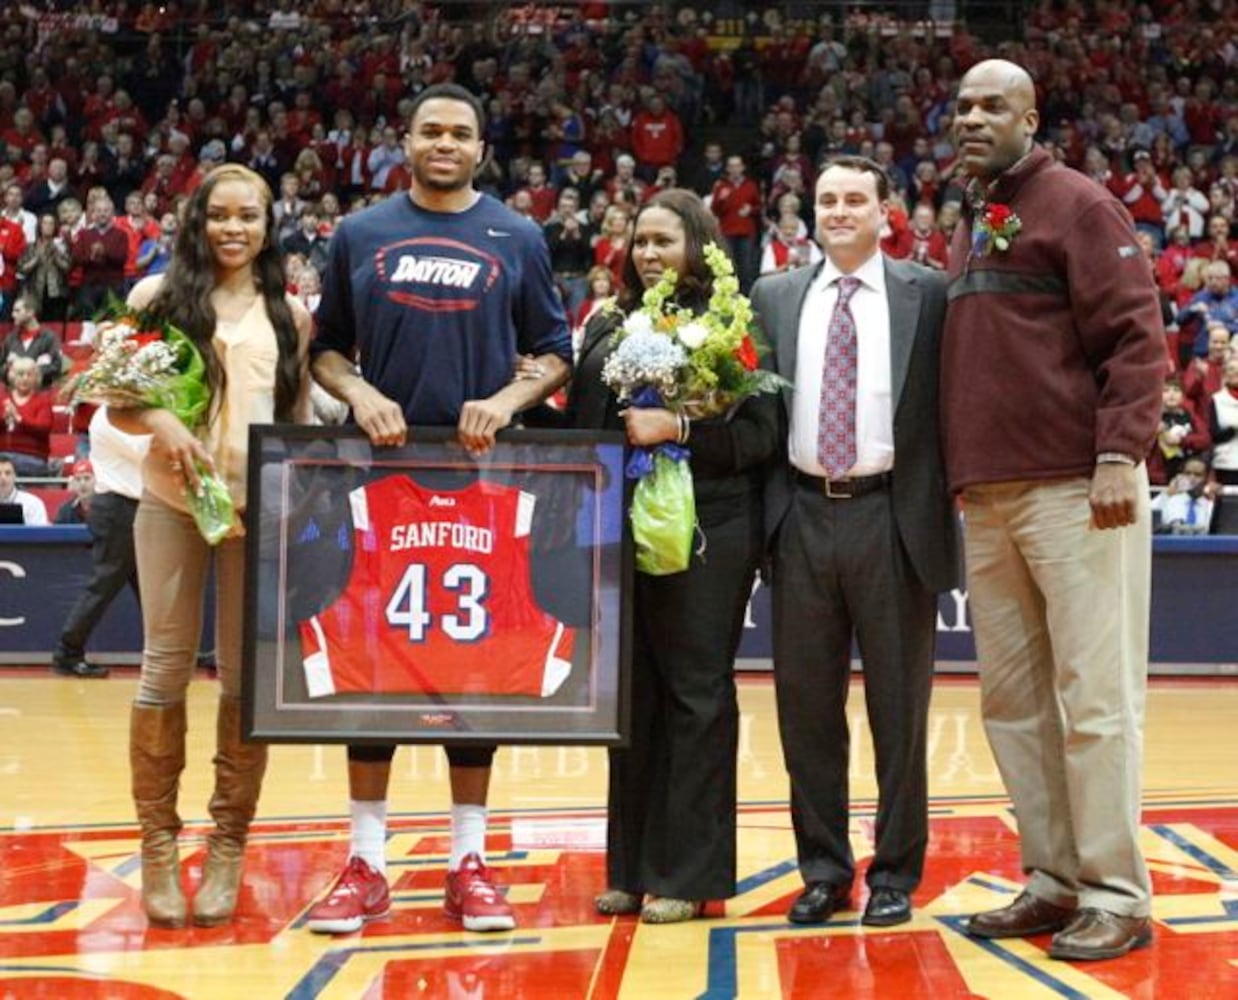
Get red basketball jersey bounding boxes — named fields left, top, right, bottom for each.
left=298, top=476, right=575, bottom=698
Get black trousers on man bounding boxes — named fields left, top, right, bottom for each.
left=56, top=492, right=140, bottom=661
left=772, top=481, right=936, bottom=893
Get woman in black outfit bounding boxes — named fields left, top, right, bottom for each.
left=565, top=189, right=781, bottom=923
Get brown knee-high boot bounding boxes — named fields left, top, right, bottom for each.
left=192, top=695, right=268, bottom=927
left=130, top=702, right=188, bottom=928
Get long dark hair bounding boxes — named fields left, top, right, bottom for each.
left=617, top=188, right=728, bottom=314
left=147, top=164, right=300, bottom=422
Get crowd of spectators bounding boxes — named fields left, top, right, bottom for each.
left=0, top=0, right=1236, bottom=525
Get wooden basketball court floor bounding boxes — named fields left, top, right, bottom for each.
left=1, top=670, right=1235, bottom=999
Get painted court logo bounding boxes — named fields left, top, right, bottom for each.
left=376, top=236, right=502, bottom=311
left=0, top=801, right=1234, bottom=998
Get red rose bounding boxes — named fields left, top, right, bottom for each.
left=735, top=334, right=758, bottom=372
left=131, top=331, right=163, bottom=347
left=986, top=204, right=1012, bottom=227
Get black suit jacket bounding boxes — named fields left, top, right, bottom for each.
left=752, top=256, right=960, bottom=594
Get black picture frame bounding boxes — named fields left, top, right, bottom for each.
left=242, top=425, right=631, bottom=746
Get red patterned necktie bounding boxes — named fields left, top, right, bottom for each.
left=817, top=275, right=862, bottom=479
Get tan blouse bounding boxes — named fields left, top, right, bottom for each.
left=143, top=296, right=278, bottom=518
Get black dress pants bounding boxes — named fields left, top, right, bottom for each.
left=57, top=492, right=140, bottom=660
left=771, top=482, right=936, bottom=892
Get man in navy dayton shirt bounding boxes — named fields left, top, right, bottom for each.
left=308, top=83, right=572, bottom=935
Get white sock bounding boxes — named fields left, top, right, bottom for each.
left=449, top=803, right=487, bottom=871
left=349, top=799, right=388, bottom=876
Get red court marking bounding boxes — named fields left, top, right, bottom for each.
left=1050, top=925, right=1196, bottom=998
left=590, top=918, right=639, bottom=1000
left=1, top=808, right=1236, bottom=998
left=363, top=947, right=602, bottom=999
left=0, top=978, right=184, bottom=999
left=777, top=930, right=984, bottom=998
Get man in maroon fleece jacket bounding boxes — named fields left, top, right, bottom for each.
left=942, top=60, right=1165, bottom=962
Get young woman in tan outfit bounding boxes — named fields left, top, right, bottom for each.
left=112, top=164, right=312, bottom=928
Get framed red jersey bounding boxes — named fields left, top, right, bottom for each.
left=299, top=477, right=576, bottom=699
left=243, top=425, right=631, bottom=746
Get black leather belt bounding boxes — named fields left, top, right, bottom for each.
left=795, top=470, right=892, bottom=499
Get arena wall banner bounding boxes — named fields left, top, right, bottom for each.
left=241, top=425, right=632, bottom=746
left=0, top=526, right=210, bottom=662
left=1, top=505, right=1235, bottom=677
left=733, top=534, right=1238, bottom=673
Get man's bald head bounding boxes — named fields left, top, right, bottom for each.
left=954, top=59, right=1040, bottom=182
left=964, top=60, right=1037, bottom=108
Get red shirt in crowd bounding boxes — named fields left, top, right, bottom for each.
left=1156, top=240, right=1195, bottom=302
left=630, top=106, right=684, bottom=171
left=880, top=207, right=915, bottom=259
left=71, top=224, right=129, bottom=290
left=0, top=218, right=26, bottom=296
left=115, top=214, right=161, bottom=281
left=1192, top=238, right=1238, bottom=273
left=710, top=174, right=761, bottom=239
left=518, top=184, right=558, bottom=224
left=594, top=237, right=627, bottom=284
left=0, top=387, right=53, bottom=464
left=1183, top=356, right=1225, bottom=413
left=909, top=227, right=950, bottom=269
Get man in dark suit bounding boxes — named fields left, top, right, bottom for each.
left=752, top=155, right=960, bottom=928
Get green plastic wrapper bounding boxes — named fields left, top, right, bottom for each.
left=152, top=325, right=211, bottom=430
left=84, top=307, right=235, bottom=546
left=632, top=452, right=696, bottom=576
left=186, top=465, right=235, bottom=546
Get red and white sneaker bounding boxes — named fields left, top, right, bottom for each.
left=305, top=856, right=391, bottom=934
left=444, top=853, right=516, bottom=932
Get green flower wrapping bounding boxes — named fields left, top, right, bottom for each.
left=188, top=465, right=235, bottom=546
left=70, top=303, right=236, bottom=545
left=630, top=449, right=695, bottom=576
left=148, top=324, right=210, bottom=429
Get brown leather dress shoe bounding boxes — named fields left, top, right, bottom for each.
left=1048, top=909, right=1152, bottom=961
left=966, top=891, right=1075, bottom=939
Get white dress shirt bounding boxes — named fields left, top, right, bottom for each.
left=0, top=487, right=48, bottom=525
left=89, top=406, right=149, bottom=500
left=789, top=251, right=894, bottom=477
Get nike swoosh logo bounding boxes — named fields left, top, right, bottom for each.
left=487, top=227, right=511, bottom=237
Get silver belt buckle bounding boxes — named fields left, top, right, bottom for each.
left=823, top=478, right=852, bottom=499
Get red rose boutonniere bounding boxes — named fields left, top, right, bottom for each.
left=971, top=202, right=1022, bottom=257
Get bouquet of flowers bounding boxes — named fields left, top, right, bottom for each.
left=601, top=243, right=785, bottom=575
left=68, top=303, right=235, bottom=544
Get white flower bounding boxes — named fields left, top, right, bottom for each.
left=622, top=311, right=655, bottom=338
left=676, top=321, right=709, bottom=350
left=96, top=323, right=134, bottom=350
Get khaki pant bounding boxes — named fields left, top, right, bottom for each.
left=961, top=470, right=1152, bottom=917
left=134, top=493, right=246, bottom=704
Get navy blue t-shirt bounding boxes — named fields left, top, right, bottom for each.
left=313, top=192, right=571, bottom=425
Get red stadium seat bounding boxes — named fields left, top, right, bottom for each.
left=63, top=340, right=94, bottom=362
left=26, top=486, right=72, bottom=520
left=49, top=432, right=78, bottom=464
left=71, top=402, right=97, bottom=434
